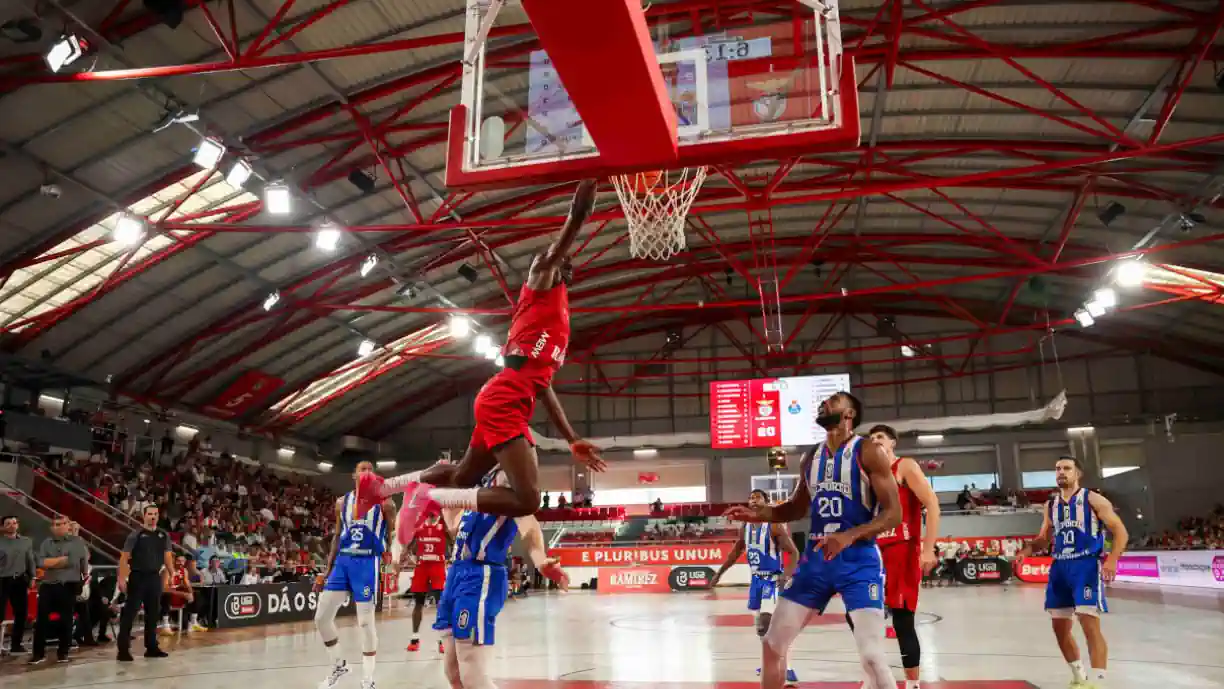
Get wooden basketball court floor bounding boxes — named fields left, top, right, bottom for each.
left=4, top=584, right=1222, bottom=689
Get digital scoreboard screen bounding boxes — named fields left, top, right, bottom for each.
left=708, top=374, right=851, bottom=449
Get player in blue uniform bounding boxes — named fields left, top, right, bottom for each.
left=726, top=391, right=901, bottom=689
left=712, top=489, right=800, bottom=684
left=315, top=461, right=397, bottom=689
left=434, top=468, right=568, bottom=689
left=1026, top=456, right=1127, bottom=689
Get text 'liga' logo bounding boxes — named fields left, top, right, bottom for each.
left=1212, top=556, right=1224, bottom=583
left=224, top=592, right=261, bottom=620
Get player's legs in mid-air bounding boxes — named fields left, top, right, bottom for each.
left=1046, top=557, right=1109, bottom=688
left=764, top=551, right=893, bottom=689
left=315, top=554, right=381, bottom=689
left=748, top=574, right=798, bottom=686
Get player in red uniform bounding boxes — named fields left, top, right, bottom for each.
left=402, top=511, right=450, bottom=653
left=846, top=424, right=942, bottom=689
left=358, top=181, right=606, bottom=536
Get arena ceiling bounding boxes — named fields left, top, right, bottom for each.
left=1, top=0, right=1223, bottom=442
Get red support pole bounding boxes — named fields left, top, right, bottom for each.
left=252, top=0, right=355, bottom=57
left=198, top=1, right=238, bottom=61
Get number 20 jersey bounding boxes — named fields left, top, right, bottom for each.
left=805, top=435, right=877, bottom=551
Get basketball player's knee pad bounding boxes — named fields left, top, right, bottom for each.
left=762, top=600, right=807, bottom=654
left=314, top=590, right=347, bottom=642
left=889, top=608, right=920, bottom=669
left=756, top=612, right=772, bottom=638
left=356, top=601, right=377, bottom=653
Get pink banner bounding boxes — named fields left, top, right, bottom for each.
left=1116, top=554, right=1160, bottom=579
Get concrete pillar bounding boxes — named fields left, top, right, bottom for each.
left=1068, top=432, right=1102, bottom=482
left=999, top=441, right=1022, bottom=491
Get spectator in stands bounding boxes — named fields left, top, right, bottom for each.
left=956, top=485, right=978, bottom=511
left=0, top=515, right=36, bottom=654
left=651, top=498, right=663, bottom=514
left=67, top=521, right=98, bottom=648
left=202, top=555, right=228, bottom=585
left=541, top=493, right=551, bottom=509
left=557, top=494, right=568, bottom=509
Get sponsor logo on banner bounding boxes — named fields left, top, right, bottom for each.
left=549, top=545, right=745, bottom=567
left=955, top=557, right=1012, bottom=585
left=215, top=581, right=378, bottom=629
left=1115, top=551, right=1224, bottom=589
left=668, top=566, right=714, bottom=591
left=224, top=592, right=261, bottom=620
left=598, top=566, right=672, bottom=593
left=203, top=370, right=284, bottom=419
left=1014, top=556, right=1053, bottom=583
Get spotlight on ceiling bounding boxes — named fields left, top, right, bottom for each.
left=264, top=183, right=292, bottom=215
left=1084, top=300, right=1106, bottom=319
left=225, top=160, right=253, bottom=188
left=193, top=138, right=225, bottom=169
left=1074, top=309, right=1094, bottom=328
left=113, top=214, right=146, bottom=246
left=348, top=169, right=376, bottom=195
left=1093, top=287, right=1118, bottom=310
left=360, top=254, right=378, bottom=278
left=474, top=334, right=492, bottom=355
left=358, top=339, right=376, bottom=357
left=449, top=314, right=471, bottom=338
left=483, top=345, right=499, bottom=361
left=398, top=283, right=418, bottom=299
left=262, top=291, right=280, bottom=311
left=315, top=223, right=342, bottom=251
left=45, top=34, right=88, bottom=73
left=1115, top=259, right=1146, bottom=288
left=458, top=264, right=479, bottom=284
left=900, top=345, right=915, bottom=358
left=1097, top=202, right=1126, bottom=227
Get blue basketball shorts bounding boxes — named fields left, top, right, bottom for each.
left=1045, top=557, right=1107, bottom=616
left=324, top=554, right=380, bottom=603
left=748, top=573, right=780, bottom=613
left=433, top=560, right=509, bottom=645
left=780, top=543, right=884, bottom=614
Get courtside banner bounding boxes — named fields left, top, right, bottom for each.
left=203, top=370, right=284, bottom=419
left=598, top=566, right=672, bottom=593
left=1115, top=550, right=1224, bottom=589
left=1014, top=556, right=1053, bottom=583
left=549, top=544, right=746, bottom=567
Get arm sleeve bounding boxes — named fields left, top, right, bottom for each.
left=123, top=530, right=139, bottom=553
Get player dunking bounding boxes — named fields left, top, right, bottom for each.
left=726, top=391, right=901, bottom=689
left=712, top=489, right=801, bottom=685
left=844, top=424, right=942, bottom=689
left=434, top=468, right=569, bottom=689
left=358, top=180, right=606, bottom=532
left=314, top=462, right=397, bottom=689
left=402, top=511, right=450, bottom=653
left=1025, top=456, right=1128, bottom=689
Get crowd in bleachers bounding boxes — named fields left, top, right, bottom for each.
left=1134, top=505, right=1224, bottom=550
left=49, top=440, right=338, bottom=582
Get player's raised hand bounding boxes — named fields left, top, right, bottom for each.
left=539, top=559, right=570, bottom=591
left=569, top=439, right=605, bottom=472
left=724, top=504, right=768, bottom=523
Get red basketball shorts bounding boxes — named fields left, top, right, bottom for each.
left=409, top=561, right=447, bottom=593
left=470, top=370, right=540, bottom=452
left=880, top=540, right=922, bottom=612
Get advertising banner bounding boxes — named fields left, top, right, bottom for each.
left=214, top=581, right=379, bottom=629
left=203, top=370, right=284, bottom=419
left=549, top=544, right=746, bottom=567
left=1115, top=550, right=1224, bottom=589
left=954, top=557, right=1013, bottom=585
left=1013, top=556, right=1053, bottom=583
left=598, top=566, right=672, bottom=593
left=668, top=566, right=715, bottom=591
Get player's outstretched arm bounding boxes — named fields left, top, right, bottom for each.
left=315, top=499, right=344, bottom=592
left=514, top=514, right=569, bottom=590
left=1021, top=505, right=1053, bottom=557
left=541, top=385, right=605, bottom=472
left=1088, top=491, right=1128, bottom=581
left=711, top=533, right=745, bottom=586
left=725, top=448, right=815, bottom=524
left=539, top=179, right=598, bottom=271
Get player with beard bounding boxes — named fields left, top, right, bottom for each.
left=726, top=391, right=901, bottom=689
left=1024, top=456, right=1127, bottom=689
left=357, top=181, right=606, bottom=533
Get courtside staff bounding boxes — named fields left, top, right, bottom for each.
left=117, top=504, right=174, bottom=662
left=1, top=515, right=36, bottom=654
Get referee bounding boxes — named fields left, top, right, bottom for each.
left=116, top=504, right=174, bottom=662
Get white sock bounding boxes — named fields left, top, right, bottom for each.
left=384, top=471, right=423, bottom=493
left=324, top=642, right=343, bottom=666
left=411, top=635, right=419, bottom=643
left=1069, top=661, right=1085, bottom=682
left=430, top=487, right=480, bottom=510
left=1091, top=668, right=1105, bottom=684
left=362, top=655, right=376, bottom=681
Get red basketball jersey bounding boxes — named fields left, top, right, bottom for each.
left=171, top=568, right=187, bottom=589
left=415, top=520, right=448, bottom=563
left=877, top=458, right=923, bottom=546
left=502, top=282, right=569, bottom=385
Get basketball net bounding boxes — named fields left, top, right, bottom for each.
left=610, top=167, right=708, bottom=261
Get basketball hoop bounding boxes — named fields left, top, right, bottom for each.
left=610, top=166, right=707, bottom=261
